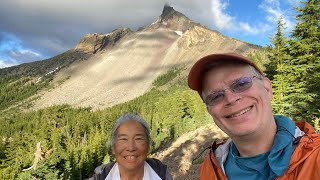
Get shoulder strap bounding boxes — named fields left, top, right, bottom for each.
left=146, top=158, right=167, bottom=180
left=93, top=159, right=168, bottom=180
left=93, top=162, right=116, bottom=180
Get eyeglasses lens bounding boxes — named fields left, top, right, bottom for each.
left=205, top=77, right=254, bottom=106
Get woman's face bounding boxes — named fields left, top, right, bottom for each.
left=112, top=120, right=149, bottom=173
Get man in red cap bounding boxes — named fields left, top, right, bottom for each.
left=188, top=53, right=320, bottom=180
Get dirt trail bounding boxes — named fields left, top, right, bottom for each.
left=152, top=123, right=228, bottom=180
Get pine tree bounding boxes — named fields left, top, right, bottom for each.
left=265, top=17, right=289, bottom=80
left=287, top=0, right=320, bottom=120
left=267, top=18, right=293, bottom=115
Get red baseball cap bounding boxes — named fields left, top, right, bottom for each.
left=188, top=53, right=263, bottom=97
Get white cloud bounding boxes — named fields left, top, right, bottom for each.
left=209, top=0, right=273, bottom=36
left=239, top=22, right=260, bottom=34
left=0, top=32, right=44, bottom=65
left=0, top=59, right=17, bottom=68
left=237, top=22, right=273, bottom=36
left=9, top=49, right=42, bottom=61
left=210, top=0, right=235, bottom=31
left=285, top=0, right=300, bottom=6
left=260, top=0, right=282, bottom=24
left=0, top=48, right=42, bottom=68
left=259, top=0, right=295, bottom=30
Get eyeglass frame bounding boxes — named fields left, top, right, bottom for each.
left=203, top=76, right=263, bottom=106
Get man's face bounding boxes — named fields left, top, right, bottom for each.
left=112, top=120, right=149, bottom=172
left=202, top=63, right=273, bottom=138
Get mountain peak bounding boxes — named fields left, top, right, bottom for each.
left=161, top=4, right=174, bottom=17
left=149, top=4, right=195, bottom=32
left=160, top=4, right=184, bottom=21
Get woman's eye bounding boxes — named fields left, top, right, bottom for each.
left=135, top=137, right=146, bottom=142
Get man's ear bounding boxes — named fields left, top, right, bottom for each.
left=263, top=77, right=273, bottom=100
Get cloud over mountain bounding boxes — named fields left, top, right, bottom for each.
left=0, top=0, right=296, bottom=68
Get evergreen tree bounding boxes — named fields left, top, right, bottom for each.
left=265, top=17, right=289, bottom=81
left=267, top=18, right=293, bottom=115
left=287, top=0, right=320, bottom=120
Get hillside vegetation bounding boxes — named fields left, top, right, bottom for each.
left=0, top=68, right=213, bottom=179
left=0, top=76, right=51, bottom=110
left=0, top=50, right=91, bottom=111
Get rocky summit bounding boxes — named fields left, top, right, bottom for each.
left=75, top=28, right=133, bottom=54
left=149, top=4, right=196, bottom=32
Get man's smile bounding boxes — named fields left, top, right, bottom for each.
left=225, top=106, right=253, bottom=119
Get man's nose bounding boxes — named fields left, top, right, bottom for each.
left=224, top=89, right=241, bottom=105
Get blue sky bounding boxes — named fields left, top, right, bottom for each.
left=0, top=0, right=301, bottom=68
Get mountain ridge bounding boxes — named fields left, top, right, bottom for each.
left=0, top=5, right=263, bottom=111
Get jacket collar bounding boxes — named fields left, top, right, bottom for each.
left=213, top=122, right=306, bottom=174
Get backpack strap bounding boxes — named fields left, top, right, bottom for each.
left=93, top=158, right=168, bottom=180
left=93, top=162, right=115, bottom=180
left=146, top=158, right=168, bottom=180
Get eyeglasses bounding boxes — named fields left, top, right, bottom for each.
left=204, top=76, right=262, bottom=106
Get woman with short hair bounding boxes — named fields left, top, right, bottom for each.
left=93, top=113, right=173, bottom=180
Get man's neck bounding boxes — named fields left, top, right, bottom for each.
left=231, top=120, right=277, bottom=157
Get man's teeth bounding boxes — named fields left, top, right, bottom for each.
left=230, top=107, right=251, bottom=118
left=125, top=156, right=136, bottom=160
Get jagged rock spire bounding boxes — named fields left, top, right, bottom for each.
left=161, top=4, right=174, bottom=18
left=148, top=4, right=195, bottom=32
left=160, top=4, right=183, bottom=21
